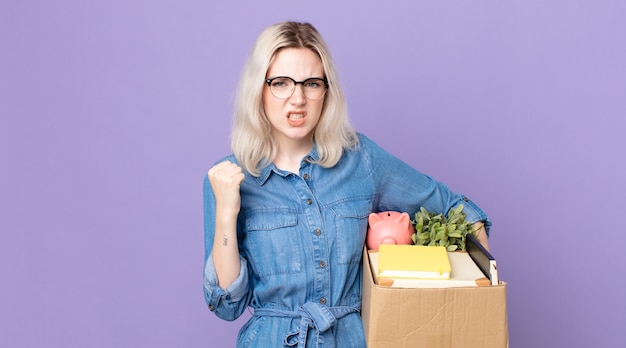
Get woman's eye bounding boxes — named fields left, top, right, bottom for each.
left=305, top=80, right=321, bottom=88
left=271, top=78, right=293, bottom=88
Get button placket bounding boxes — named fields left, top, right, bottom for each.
left=291, top=169, right=329, bottom=307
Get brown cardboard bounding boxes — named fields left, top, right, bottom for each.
left=362, top=247, right=509, bottom=348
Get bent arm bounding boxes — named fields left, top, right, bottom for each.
left=203, top=164, right=251, bottom=321
left=359, top=134, right=493, bottom=251
left=206, top=161, right=245, bottom=289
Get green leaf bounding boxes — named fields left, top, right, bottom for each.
left=452, top=204, right=464, bottom=215
left=448, top=232, right=462, bottom=238
left=435, top=230, right=446, bottom=241
left=418, top=232, right=430, bottom=241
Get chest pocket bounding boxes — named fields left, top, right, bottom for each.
left=328, top=196, right=372, bottom=265
left=243, top=211, right=303, bottom=278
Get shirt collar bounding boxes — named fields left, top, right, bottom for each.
left=255, top=144, right=319, bottom=186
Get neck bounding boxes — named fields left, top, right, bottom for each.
left=273, top=139, right=313, bottom=174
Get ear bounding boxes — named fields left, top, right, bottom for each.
left=368, top=212, right=382, bottom=227
left=396, top=212, right=410, bottom=227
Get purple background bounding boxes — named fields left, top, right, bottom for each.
left=2, top=1, right=625, bottom=347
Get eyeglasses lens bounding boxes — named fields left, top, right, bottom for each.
left=269, top=77, right=326, bottom=99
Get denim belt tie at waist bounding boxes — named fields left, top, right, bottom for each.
left=253, top=301, right=361, bottom=347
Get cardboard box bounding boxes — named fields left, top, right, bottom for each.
left=362, top=247, right=509, bottom=348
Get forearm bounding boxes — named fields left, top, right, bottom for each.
left=211, top=210, right=242, bottom=289
left=472, top=222, right=490, bottom=251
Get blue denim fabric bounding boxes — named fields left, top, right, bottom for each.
left=203, top=133, right=491, bottom=347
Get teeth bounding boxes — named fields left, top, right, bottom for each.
left=288, top=113, right=304, bottom=120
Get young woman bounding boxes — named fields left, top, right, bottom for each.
left=203, top=21, right=491, bottom=347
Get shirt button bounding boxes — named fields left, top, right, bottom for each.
left=315, top=229, right=321, bottom=236
left=209, top=305, right=215, bottom=311
left=319, top=260, right=326, bottom=268
left=320, top=297, right=327, bottom=305
left=306, top=198, right=313, bottom=205
left=303, top=173, right=310, bottom=180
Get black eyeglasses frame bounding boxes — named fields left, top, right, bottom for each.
left=264, top=76, right=329, bottom=100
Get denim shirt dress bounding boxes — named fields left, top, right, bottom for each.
left=203, top=133, right=490, bottom=348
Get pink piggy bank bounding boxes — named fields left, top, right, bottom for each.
left=366, top=211, right=414, bottom=251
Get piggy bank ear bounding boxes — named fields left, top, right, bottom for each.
left=368, top=212, right=382, bottom=227
left=396, top=212, right=410, bottom=227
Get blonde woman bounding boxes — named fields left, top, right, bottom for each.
left=203, top=21, right=491, bottom=347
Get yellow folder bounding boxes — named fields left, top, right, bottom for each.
left=378, top=244, right=452, bottom=280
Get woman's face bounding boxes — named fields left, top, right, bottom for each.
left=263, top=47, right=325, bottom=148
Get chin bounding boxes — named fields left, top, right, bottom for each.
left=285, top=130, right=314, bottom=141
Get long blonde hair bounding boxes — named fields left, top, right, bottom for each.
left=230, top=21, right=358, bottom=176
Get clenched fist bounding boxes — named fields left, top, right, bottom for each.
left=208, top=161, right=245, bottom=217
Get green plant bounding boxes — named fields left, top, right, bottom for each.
left=411, top=204, right=477, bottom=251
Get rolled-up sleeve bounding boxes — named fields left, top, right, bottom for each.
left=453, top=196, right=492, bottom=236
left=203, top=254, right=250, bottom=321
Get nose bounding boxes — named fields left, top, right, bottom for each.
left=289, top=84, right=306, bottom=104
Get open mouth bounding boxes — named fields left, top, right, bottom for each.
left=287, top=113, right=305, bottom=120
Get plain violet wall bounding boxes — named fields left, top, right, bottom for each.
left=2, top=1, right=625, bottom=347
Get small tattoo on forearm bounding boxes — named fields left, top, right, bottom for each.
left=222, top=236, right=228, bottom=246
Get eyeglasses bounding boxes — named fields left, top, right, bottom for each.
left=264, top=76, right=328, bottom=100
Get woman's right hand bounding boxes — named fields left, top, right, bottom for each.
left=208, top=161, right=245, bottom=216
